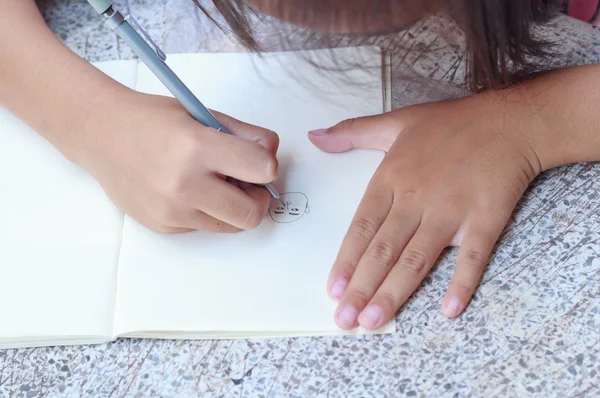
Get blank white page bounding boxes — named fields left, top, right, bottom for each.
left=0, top=60, right=135, bottom=348
left=113, top=47, right=395, bottom=338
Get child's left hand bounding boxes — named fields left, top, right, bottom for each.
left=308, top=94, right=544, bottom=330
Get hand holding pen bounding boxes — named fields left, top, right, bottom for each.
left=87, top=0, right=281, bottom=201
left=75, top=0, right=282, bottom=233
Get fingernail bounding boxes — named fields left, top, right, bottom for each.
left=336, top=305, right=358, bottom=329
left=359, top=305, right=384, bottom=330
left=330, top=279, right=348, bottom=299
left=308, top=128, right=327, bottom=136
left=442, top=296, right=464, bottom=318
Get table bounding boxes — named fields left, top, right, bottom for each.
left=2, top=1, right=600, bottom=396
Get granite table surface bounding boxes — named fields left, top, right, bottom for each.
left=2, top=0, right=600, bottom=396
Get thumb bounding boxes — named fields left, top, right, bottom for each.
left=307, top=112, right=405, bottom=153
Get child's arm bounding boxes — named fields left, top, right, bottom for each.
left=1, top=0, right=279, bottom=233
left=0, top=0, right=127, bottom=160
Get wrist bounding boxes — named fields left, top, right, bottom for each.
left=501, top=78, right=570, bottom=173
left=489, top=89, right=545, bottom=178
left=60, top=82, right=134, bottom=165
left=18, top=79, right=135, bottom=176
left=493, top=65, right=600, bottom=172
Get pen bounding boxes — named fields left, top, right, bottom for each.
left=86, top=0, right=281, bottom=201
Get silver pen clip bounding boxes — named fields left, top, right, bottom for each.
left=124, top=15, right=167, bottom=61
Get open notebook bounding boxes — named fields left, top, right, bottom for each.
left=0, top=46, right=394, bottom=349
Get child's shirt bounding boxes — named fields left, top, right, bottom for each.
left=566, top=0, right=600, bottom=25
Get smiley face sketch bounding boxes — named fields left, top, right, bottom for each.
left=269, top=192, right=310, bottom=223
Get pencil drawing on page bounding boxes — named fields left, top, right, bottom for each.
left=269, top=192, right=310, bottom=223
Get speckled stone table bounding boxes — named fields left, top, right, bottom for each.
left=2, top=1, right=600, bottom=396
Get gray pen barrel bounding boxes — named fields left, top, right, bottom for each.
left=87, top=0, right=113, bottom=14
left=114, top=22, right=226, bottom=132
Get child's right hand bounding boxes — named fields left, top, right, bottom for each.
left=73, top=90, right=279, bottom=233
left=4, top=1, right=279, bottom=234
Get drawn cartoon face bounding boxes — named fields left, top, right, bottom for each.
left=269, top=192, right=310, bottom=223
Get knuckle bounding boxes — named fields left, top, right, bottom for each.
left=350, top=217, right=379, bottom=242
left=239, top=201, right=264, bottom=229
left=264, top=155, right=278, bottom=180
left=345, top=289, right=371, bottom=305
left=339, top=118, right=357, bottom=131
left=441, top=191, right=462, bottom=207
left=166, top=175, right=192, bottom=202
left=476, top=200, right=508, bottom=224
left=334, top=259, right=359, bottom=274
left=365, top=241, right=397, bottom=269
left=397, top=250, right=428, bottom=272
left=176, top=132, right=204, bottom=162
left=245, top=142, right=277, bottom=181
left=397, top=183, right=422, bottom=199
left=451, top=280, right=474, bottom=295
left=375, top=290, right=399, bottom=312
left=377, top=164, right=398, bottom=182
left=462, top=249, right=488, bottom=270
left=264, top=129, right=280, bottom=149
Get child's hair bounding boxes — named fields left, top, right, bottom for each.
left=194, top=0, right=563, bottom=92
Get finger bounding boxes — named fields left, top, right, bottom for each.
left=118, top=203, right=195, bottom=235
left=145, top=223, right=193, bottom=234
left=201, top=129, right=278, bottom=184
left=190, top=176, right=270, bottom=230
left=170, top=209, right=242, bottom=233
left=142, top=199, right=241, bottom=233
left=232, top=180, right=271, bottom=199
left=352, top=219, right=456, bottom=330
left=241, top=185, right=272, bottom=219
left=211, top=110, right=280, bottom=154
left=332, top=208, right=420, bottom=329
left=139, top=217, right=193, bottom=234
left=307, top=111, right=406, bottom=153
left=441, top=223, right=501, bottom=318
left=327, top=188, right=393, bottom=302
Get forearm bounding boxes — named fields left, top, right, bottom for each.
left=0, top=0, right=129, bottom=163
left=483, top=64, right=600, bottom=171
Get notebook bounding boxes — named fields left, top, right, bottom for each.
left=0, top=46, right=394, bottom=349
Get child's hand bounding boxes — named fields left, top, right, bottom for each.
left=309, top=94, right=543, bottom=329
left=75, top=91, right=279, bottom=233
